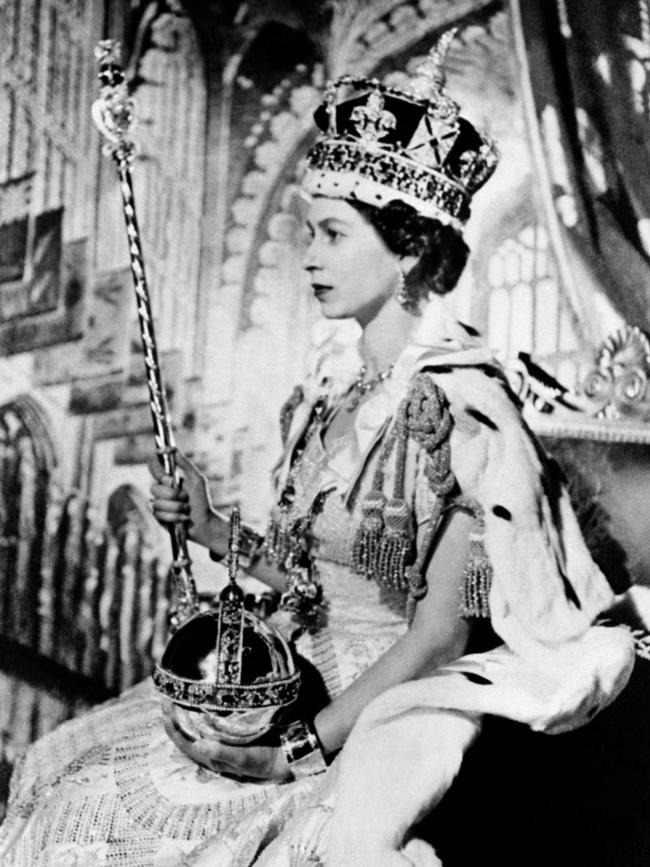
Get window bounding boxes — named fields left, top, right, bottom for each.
left=485, top=224, right=582, bottom=388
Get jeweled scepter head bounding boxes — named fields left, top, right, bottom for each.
left=92, top=40, right=137, bottom=166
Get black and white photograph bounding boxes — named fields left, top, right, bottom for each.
left=1, top=1, right=650, bottom=864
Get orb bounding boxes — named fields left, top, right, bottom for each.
left=152, top=508, right=300, bottom=744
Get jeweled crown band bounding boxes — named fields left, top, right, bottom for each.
left=303, top=139, right=469, bottom=230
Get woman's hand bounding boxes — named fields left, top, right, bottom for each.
left=162, top=702, right=290, bottom=782
left=148, top=452, right=229, bottom=555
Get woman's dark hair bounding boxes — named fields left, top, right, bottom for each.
left=347, top=198, right=469, bottom=301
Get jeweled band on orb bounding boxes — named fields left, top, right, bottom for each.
left=152, top=664, right=301, bottom=710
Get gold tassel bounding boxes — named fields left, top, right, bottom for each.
left=352, top=490, right=386, bottom=579
left=459, top=504, right=492, bottom=618
left=376, top=498, right=412, bottom=590
left=352, top=430, right=397, bottom=580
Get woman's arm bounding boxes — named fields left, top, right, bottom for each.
left=148, top=454, right=288, bottom=594
left=163, top=508, right=474, bottom=780
left=313, top=508, right=473, bottom=756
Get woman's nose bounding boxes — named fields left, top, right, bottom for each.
left=302, top=238, right=321, bottom=272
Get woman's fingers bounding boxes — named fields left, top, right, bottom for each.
left=147, top=455, right=166, bottom=482
left=163, top=718, right=237, bottom=774
left=151, top=499, right=189, bottom=515
left=153, top=512, right=192, bottom=525
left=174, top=451, right=201, bottom=478
left=149, top=469, right=191, bottom=526
left=147, top=452, right=198, bottom=487
left=163, top=716, right=198, bottom=757
left=150, top=482, right=189, bottom=502
left=162, top=705, right=273, bottom=779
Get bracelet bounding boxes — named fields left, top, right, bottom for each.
left=209, top=523, right=264, bottom=570
left=279, top=719, right=328, bottom=780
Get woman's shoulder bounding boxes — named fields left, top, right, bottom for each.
left=407, top=356, right=525, bottom=436
left=401, top=357, right=544, bottom=500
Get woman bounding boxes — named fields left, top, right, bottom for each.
left=153, top=191, right=488, bottom=781
left=0, top=43, right=634, bottom=866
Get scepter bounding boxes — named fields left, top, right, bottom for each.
left=91, top=39, right=199, bottom=629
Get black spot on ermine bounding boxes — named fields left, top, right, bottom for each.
left=461, top=672, right=492, bottom=685
left=466, top=406, right=498, bottom=430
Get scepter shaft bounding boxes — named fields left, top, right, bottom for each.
left=92, top=39, right=199, bottom=629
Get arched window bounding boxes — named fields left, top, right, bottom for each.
left=98, top=485, right=169, bottom=691
left=0, top=0, right=97, bottom=340
left=41, top=481, right=169, bottom=692
left=0, top=398, right=54, bottom=649
left=484, top=224, right=582, bottom=388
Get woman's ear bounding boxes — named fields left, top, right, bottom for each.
left=399, top=254, right=419, bottom=279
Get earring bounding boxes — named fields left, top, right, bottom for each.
left=395, top=268, right=410, bottom=308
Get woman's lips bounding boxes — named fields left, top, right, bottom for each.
left=312, top=284, right=333, bottom=299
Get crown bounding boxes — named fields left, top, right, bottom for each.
left=303, top=30, right=499, bottom=230
left=152, top=507, right=300, bottom=744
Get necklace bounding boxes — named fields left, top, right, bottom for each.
left=347, top=363, right=394, bottom=411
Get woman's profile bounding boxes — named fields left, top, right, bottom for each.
left=0, top=36, right=635, bottom=867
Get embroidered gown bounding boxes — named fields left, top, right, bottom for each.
left=0, top=408, right=420, bottom=865
left=0, top=301, right=635, bottom=866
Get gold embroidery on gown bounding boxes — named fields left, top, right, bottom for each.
left=0, top=433, right=409, bottom=866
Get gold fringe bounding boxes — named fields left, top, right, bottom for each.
left=351, top=490, right=386, bottom=579
left=376, top=498, right=412, bottom=590
left=457, top=500, right=492, bottom=618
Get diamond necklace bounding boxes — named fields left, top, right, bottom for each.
left=346, top=363, right=394, bottom=411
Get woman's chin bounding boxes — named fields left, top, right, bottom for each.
left=317, top=302, right=347, bottom=320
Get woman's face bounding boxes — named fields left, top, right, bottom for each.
left=303, top=197, right=401, bottom=326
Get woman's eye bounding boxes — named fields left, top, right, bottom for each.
left=326, top=228, right=342, bottom=242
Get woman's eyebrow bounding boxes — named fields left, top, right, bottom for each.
left=305, top=216, right=351, bottom=232
left=319, top=217, right=350, bottom=229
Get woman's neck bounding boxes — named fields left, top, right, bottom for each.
left=358, top=300, right=421, bottom=376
